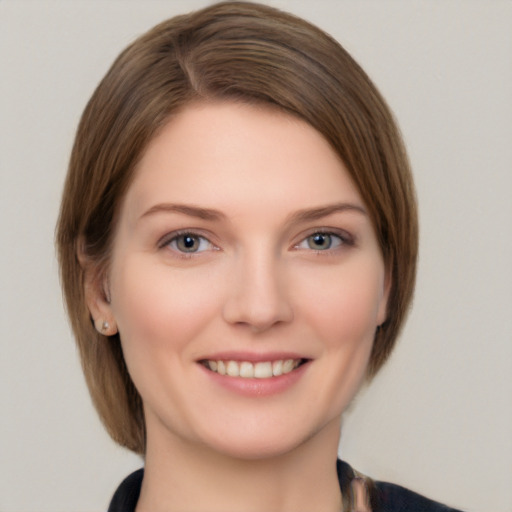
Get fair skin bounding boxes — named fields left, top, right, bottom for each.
left=86, top=101, right=389, bottom=512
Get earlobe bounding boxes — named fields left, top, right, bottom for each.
left=94, top=319, right=118, bottom=337
left=83, top=269, right=118, bottom=336
left=78, top=241, right=118, bottom=336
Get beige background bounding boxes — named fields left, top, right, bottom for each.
left=1, top=1, right=511, bottom=511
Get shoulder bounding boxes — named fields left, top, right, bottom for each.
left=337, top=459, right=464, bottom=512
left=107, top=468, right=143, bottom=512
left=373, top=480, right=464, bottom=512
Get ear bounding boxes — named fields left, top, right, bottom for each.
left=376, top=266, right=392, bottom=327
left=78, top=240, right=118, bottom=336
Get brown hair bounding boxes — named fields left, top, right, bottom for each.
left=56, top=1, right=418, bottom=455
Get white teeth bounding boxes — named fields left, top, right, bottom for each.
left=239, top=361, right=254, bottom=378
left=226, top=361, right=239, bottom=377
left=217, top=360, right=226, bottom=375
left=283, top=359, right=295, bottom=373
left=205, top=358, right=301, bottom=378
left=272, top=360, right=283, bottom=376
left=254, top=361, right=273, bottom=378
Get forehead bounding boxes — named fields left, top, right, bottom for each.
left=122, top=101, right=364, bottom=222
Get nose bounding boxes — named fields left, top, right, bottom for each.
left=222, top=250, right=294, bottom=332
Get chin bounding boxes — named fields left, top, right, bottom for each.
left=194, top=413, right=340, bottom=463
left=206, top=434, right=308, bottom=462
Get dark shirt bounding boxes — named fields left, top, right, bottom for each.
left=108, top=459, right=463, bottom=511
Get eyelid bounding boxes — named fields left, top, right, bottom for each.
left=292, top=228, right=355, bottom=251
left=158, top=229, right=218, bottom=254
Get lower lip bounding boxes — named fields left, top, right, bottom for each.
left=198, top=361, right=310, bottom=397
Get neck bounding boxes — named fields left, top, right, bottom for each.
left=136, top=418, right=343, bottom=512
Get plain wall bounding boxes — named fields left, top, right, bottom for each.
left=1, top=1, right=511, bottom=511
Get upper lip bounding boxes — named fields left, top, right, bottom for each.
left=197, top=351, right=310, bottom=363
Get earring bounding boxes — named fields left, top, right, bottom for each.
left=96, top=319, right=116, bottom=335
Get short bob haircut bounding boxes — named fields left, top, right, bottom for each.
left=57, top=1, right=418, bottom=454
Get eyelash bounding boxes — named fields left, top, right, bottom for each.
left=293, top=229, right=354, bottom=253
left=158, top=228, right=355, bottom=258
left=158, top=230, right=217, bottom=258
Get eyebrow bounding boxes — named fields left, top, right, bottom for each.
left=139, top=203, right=226, bottom=222
left=286, top=202, right=367, bottom=224
left=139, top=201, right=366, bottom=223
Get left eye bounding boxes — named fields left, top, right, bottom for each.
left=167, top=233, right=213, bottom=253
left=297, top=232, right=344, bottom=251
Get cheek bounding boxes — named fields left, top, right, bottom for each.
left=109, top=257, right=221, bottom=363
left=295, top=262, right=385, bottom=417
left=297, top=261, right=385, bottom=347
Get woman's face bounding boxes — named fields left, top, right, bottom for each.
left=95, top=101, right=389, bottom=459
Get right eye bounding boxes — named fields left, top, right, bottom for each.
left=301, top=232, right=342, bottom=251
left=165, top=232, right=214, bottom=254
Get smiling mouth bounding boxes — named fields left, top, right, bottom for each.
left=200, top=359, right=307, bottom=378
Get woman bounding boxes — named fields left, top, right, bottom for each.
left=56, top=2, right=463, bottom=511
